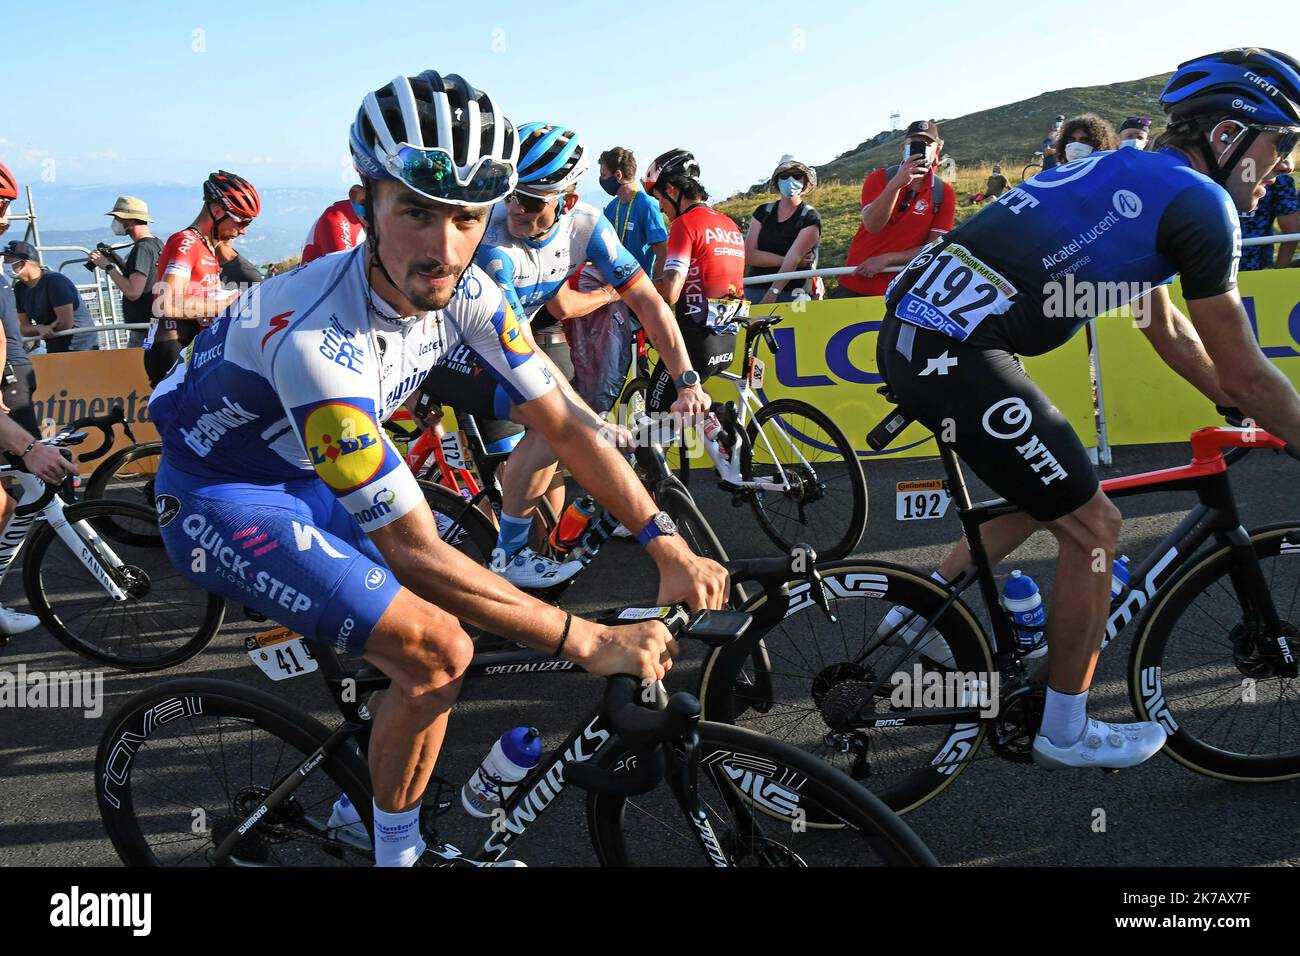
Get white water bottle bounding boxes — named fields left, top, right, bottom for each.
left=461, top=727, right=542, bottom=818
left=701, top=413, right=731, bottom=462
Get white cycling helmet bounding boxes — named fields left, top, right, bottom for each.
left=349, top=70, right=519, bottom=206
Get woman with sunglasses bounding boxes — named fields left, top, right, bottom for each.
left=744, top=155, right=822, bottom=305
left=145, top=170, right=260, bottom=385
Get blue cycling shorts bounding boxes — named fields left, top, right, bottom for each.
left=154, top=461, right=402, bottom=656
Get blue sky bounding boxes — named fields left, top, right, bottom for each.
left=2, top=0, right=1290, bottom=198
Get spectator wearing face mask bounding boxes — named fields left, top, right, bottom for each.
left=89, top=197, right=162, bottom=349
left=599, top=147, right=668, bottom=278
left=1239, top=173, right=1298, bottom=271
left=3, top=240, right=100, bottom=353
left=1056, top=113, right=1119, bottom=165
left=745, top=155, right=822, bottom=304
left=1118, top=116, right=1153, bottom=150
left=833, top=120, right=955, bottom=298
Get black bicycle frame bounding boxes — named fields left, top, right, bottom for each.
left=837, top=442, right=1289, bottom=732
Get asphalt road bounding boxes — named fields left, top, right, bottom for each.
left=3, top=440, right=1300, bottom=867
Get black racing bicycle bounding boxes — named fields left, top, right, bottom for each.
left=698, top=397, right=1300, bottom=816
left=94, top=590, right=937, bottom=867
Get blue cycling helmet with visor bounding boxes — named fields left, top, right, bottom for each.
left=514, top=123, right=589, bottom=198
left=1159, top=47, right=1300, bottom=183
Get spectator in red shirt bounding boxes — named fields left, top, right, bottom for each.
left=832, top=120, right=955, bottom=298
left=301, top=185, right=367, bottom=264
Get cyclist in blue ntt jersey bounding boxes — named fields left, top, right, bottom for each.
left=876, top=48, right=1300, bottom=771
left=423, top=123, right=708, bottom=589
left=149, top=70, right=727, bottom=867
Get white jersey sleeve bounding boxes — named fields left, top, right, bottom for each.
left=446, top=269, right=557, bottom=406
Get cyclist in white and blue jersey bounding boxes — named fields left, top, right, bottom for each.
left=876, top=48, right=1300, bottom=771
left=149, top=70, right=728, bottom=867
left=423, top=123, right=708, bottom=588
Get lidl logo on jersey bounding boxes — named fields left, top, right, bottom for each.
left=302, top=401, right=386, bottom=492
left=494, top=303, right=532, bottom=364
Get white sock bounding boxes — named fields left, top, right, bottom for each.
left=372, top=802, right=425, bottom=867
left=1040, top=688, right=1089, bottom=747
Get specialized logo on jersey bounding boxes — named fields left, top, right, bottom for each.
left=261, top=311, right=293, bottom=351
left=302, top=401, right=385, bottom=492
left=493, top=303, right=532, bottom=364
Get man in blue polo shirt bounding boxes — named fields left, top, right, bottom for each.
left=599, top=147, right=669, bottom=277
left=3, top=241, right=99, bottom=352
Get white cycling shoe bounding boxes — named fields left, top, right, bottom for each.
left=1032, top=717, right=1168, bottom=770
left=417, top=842, right=527, bottom=867
left=494, top=547, right=584, bottom=591
left=0, top=605, right=40, bottom=636
left=876, top=605, right=956, bottom=669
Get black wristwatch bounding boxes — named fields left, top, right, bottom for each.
left=674, top=369, right=701, bottom=390
left=635, top=511, right=678, bottom=546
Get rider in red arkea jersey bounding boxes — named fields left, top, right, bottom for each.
left=661, top=204, right=746, bottom=329
left=301, top=189, right=367, bottom=264
left=642, top=148, right=748, bottom=412
left=153, top=228, right=222, bottom=343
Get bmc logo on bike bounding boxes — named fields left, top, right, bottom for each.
left=1103, top=546, right=1179, bottom=646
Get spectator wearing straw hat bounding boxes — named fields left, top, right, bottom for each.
left=3, top=240, right=99, bottom=353
left=745, top=155, right=822, bottom=304
left=1118, top=116, right=1153, bottom=149
left=89, top=196, right=162, bottom=349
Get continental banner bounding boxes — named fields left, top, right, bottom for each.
left=29, top=349, right=156, bottom=457
left=1098, top=269, right=1300, bottom=446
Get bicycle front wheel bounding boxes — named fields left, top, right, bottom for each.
left=24, top=499, right=224, bottom=671
left=97, top=678, right=375, bottom=866
left=1129, top=523, right=1300, bottom=781
left=83, top=440, right=161, bottom=509
left=741, top=399, right=867, bottom=561
left=586, top=720, right=938, bottom=866
left=699, top=560, right=994, bottom=815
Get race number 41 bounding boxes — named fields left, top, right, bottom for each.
left=896, top=479, right=951, bottom=521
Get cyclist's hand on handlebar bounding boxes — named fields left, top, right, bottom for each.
left=24, top=442, right=76, bottom=483
left=1216, top=404, right=1248, bottom=427
left=654, top=546, right=729, bottom=612
left=573, top=620, right=679, bottom=681
left=670, top=383, right=711, bottom=419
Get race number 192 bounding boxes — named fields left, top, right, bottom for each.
left=896, top=479, right=951, bottom=521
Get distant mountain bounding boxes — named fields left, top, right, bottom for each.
left=13, top=183, right=348, bottom=266
left=798, top=73, right=1173, bottom=188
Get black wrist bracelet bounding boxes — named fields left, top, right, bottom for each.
left=553, top=611, right=573, bottom=659
left=18, top=439, right=36, bottom=457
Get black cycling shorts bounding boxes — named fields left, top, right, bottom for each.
left=646, top=324, right=737, bottom=414
left=144, top=339, right=184, bottom=388
left=420, top=350, right=524, bottom=454
left=877, top=314, right=1098, bottom=522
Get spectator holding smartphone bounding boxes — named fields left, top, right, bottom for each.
left=89, top=196, right=161, bottom=349
left=745, top=154, right=822, bottom=304
left=833, top=120, right=955, bottom=299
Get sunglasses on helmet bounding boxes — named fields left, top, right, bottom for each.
left=385, top=145, right=517, bottom=206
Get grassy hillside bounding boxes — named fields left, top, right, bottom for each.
left=717, top=161, right=1020, bottom=284
left=717, top=72, right=1174, bottom=288
left=813, top=72, right=1172, bottom=185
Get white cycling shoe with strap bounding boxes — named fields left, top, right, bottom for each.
left=494, top=546, right=584, bottom=591
left=1032, top=717, right=1168, bottom=770
left=0, top=605, right=41, bottom=636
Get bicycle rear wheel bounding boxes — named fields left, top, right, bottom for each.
left=24, top=499, right=224, bottom=671
left=1129, top=523, right=1300, bottom=781
left=97, top=678, right=375, bottom=866
left=657, top=480, right=728, bottom=563
left=741, top=399, right=867, bottom=561
left=586, top=720, right=938, bottom=866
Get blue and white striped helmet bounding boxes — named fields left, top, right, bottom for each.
left=514, top=123, right=590, bottom=197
